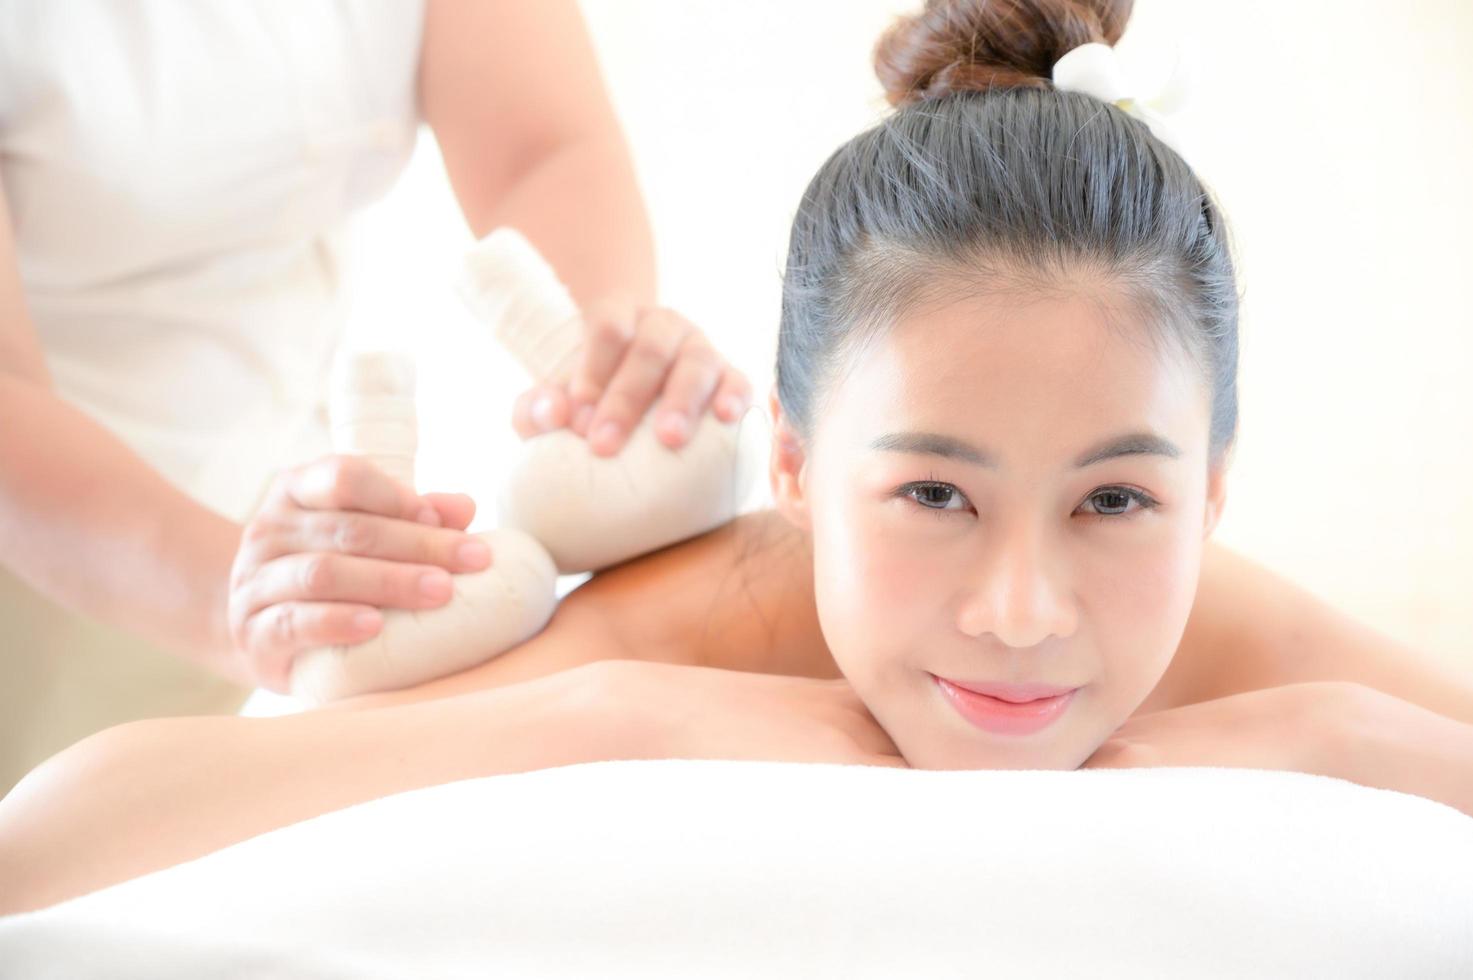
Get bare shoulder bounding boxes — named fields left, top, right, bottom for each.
left=570, top=508, right=838, bottom=679
left=1164, top=541, right=1473, bottom=724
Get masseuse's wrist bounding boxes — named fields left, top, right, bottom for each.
left=146, top=505, right=247, bottom=685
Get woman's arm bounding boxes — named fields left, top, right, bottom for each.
left=420, top=0, right=653, bottom=311
left=0, top=657, right=629, bottom=916
left=1342, top=684, right=1473, bottom=817
left=0, top=179, right=242, bottom=679
left=1083, top=680, right=1473, bottom=817
left=0, top=580, right=889, bottom=917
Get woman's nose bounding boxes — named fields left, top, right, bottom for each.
left=955, top=525, right=1077, bottom=648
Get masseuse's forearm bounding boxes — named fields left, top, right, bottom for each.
left=0, top=373, right=240, bottom=676
left=464, top=134, right=655, bottom=310
left=0, top=665, right=623, bottom=915
left=421, top=0, right=655, bottom=311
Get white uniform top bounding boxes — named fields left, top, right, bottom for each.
left=0, top=0, right=425, bottom=522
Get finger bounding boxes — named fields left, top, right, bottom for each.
left=650, top=336, right=725, bottom=448
left=231, top=508, right=298, bottom=575
left=586, top=308, right=690, bottom=456
left=277, top=455, right=427, bottom=523
left=510, top=383, right=572, bottom=439
left=709, top=366, right=755, bottom=423
left=568, top=300, right=639, bottom=436
left=239, top=552, right=457, bottom=618
left=295, top=511, right=491, bottom=572
left=242, top=601, right=385, bottom=693
left=233, top=508, right=480, bottom=578
left=420, top=492, right=478, bottom=532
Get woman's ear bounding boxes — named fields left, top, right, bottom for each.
left=767, top=389, right=812, bottom=532
left=1202, top=460, right=1228, bottom=539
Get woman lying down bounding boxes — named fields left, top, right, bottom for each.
left=4, top=0, right=1473, bottom=918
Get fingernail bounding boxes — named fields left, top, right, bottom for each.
left=573, top=403, right=595, bottom=434
left=457, top=539, right=491, bottom=570
left=657, top=410, right=689, bottom=443
left=531, top=394, right=556, bottom=430
left=416, top=505, right=440, bottom=526
left=419, top=570, right=452, bottom=599
left=353, top=610, right=382, bottom=633
left=717, top=395, right=743, bottom=420
left=593, top=420, right=622, bottom=450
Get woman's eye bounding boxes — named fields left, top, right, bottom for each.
left=1090, top=490, right=1133, bottom=515
left=1080, top=487, right=1156, bottom=519
left=896, top=482, right=1157, bottom=520
left=900, top=482, right=970, bottom=513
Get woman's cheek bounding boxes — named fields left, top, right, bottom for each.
left=1088, top=520, right=1204, bottom=690
left=810, top=503, right=932, bottom=667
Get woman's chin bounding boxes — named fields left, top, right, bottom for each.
left=883, top=682, right=1102, bottom=771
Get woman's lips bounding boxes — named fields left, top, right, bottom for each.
left=936, top=677, right=1078, bottom=703
left=932, top=674, right=1078, bottom=736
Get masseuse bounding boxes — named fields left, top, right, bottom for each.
left=0, top=0, right=751, bottom=792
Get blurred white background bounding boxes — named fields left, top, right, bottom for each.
left=342, top=0, right=1472, bottom=670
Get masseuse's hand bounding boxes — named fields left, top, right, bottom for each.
left=1079, top=681, right=1361, bottom=777
left=579, top=659, right=909, bottom=769
left=226, top=455, right=492, bottom=693
left=510, top=299, right=753, bottom=456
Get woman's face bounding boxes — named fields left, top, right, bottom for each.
left=770, top=285, right=1226, bottom=770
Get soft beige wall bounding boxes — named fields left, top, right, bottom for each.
left=345, top=1, right=1472, bottom=670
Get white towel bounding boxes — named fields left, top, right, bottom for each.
left=2, top=760, right=1470, bottom=978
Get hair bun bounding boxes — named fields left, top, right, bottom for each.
left=874, top=0, right=1133, bottom=107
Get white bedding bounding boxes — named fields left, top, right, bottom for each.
left=2, top=760, right=1470, bottom=978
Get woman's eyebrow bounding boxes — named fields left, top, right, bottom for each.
left=868, top=431, right=1182, bottom=468
left=1073, top=432, right=1182, bottom=467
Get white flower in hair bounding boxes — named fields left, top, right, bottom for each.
left=1051, top=41, right=1194, bottom=163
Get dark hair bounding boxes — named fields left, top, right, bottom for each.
left=774, top=0, right=1240, bottom=465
